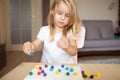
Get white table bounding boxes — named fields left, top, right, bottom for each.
left=1, top=62, right=120, bottom=80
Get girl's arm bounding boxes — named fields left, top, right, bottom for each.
left=32, top=38, right=43, bottom=51
left=63, top=39, right=77, bottom=56
left=23, top=38, right=43, bottom=55
left=57, top=38, right=77, bottom=56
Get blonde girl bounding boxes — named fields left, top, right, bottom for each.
left=23, top=0, right=85, bottom=64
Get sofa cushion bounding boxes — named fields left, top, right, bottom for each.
left=84, top=39, right=120, bottom=48
left=99, top=21, right=114, bottom=39
left=83, top=21, right=101, bottom=40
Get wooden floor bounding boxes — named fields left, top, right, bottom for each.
left=0, top=50, right=120, bottom=78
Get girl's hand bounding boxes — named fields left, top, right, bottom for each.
left=57, top=37, right=77, bottom=56
left=23, top=41, right=35, bottom=55
left=57, top=38, right=69, bottom=49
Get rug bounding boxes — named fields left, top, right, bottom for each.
left=78, top=56, right=120, bottom=64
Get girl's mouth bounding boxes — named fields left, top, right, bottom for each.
left=59, top=21, right=64, bottom=25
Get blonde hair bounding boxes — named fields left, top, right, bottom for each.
left=48, top=0, right=82, bottom=41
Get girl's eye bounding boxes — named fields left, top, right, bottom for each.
left=57, top=12, right=62, bottom=15
left=65, top=14, right=70, bottom=17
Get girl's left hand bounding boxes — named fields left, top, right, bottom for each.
left=57, top=38, right=69, bottom=49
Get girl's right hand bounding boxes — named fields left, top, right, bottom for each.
left=23, top=41, right=35, bottom=55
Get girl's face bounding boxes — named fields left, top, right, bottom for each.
left=54, top=2, right=70, bottom=29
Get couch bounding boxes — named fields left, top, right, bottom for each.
left=79, top=20, right=120, bottom=52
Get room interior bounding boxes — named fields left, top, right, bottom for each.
left=0, top=0, right=120, bottom=78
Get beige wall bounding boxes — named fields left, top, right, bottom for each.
left=31, top=0, right=42, bottom=40
left=78, top=0, right=118, bottom=30
left=0, top=1, right=1, bottom=44
left=0, top=0, right=6, bottom=44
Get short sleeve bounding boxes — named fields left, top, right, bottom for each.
left=37, top=27, right=45, bottom=41
left=67, top=30, right=76, bottom=40
left=76, top=26, right=86, bottom=48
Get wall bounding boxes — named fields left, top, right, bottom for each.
left=0, top=0, right=6, bottom=44
left=78, top=0, right=118, bottom=29
left=31, top=0, right=42, bottom=40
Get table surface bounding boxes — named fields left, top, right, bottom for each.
left=1, top=62, right=120, bottom=80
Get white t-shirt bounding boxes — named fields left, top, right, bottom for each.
left=37, top=26, right=75, bottom=64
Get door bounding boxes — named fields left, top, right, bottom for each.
left=8, top=0, right=31, bottom=51
left=6, top=0, right=42, bottom=51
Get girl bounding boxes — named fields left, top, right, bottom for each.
left=23, top=0, right=85, bottom=64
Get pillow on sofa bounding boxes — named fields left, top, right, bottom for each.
left=100, top=21, right=114, bottom=39
left=84, top=22, right=100, bottom=40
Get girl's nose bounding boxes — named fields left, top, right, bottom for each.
left=61, top=15, right=65, bottom=20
